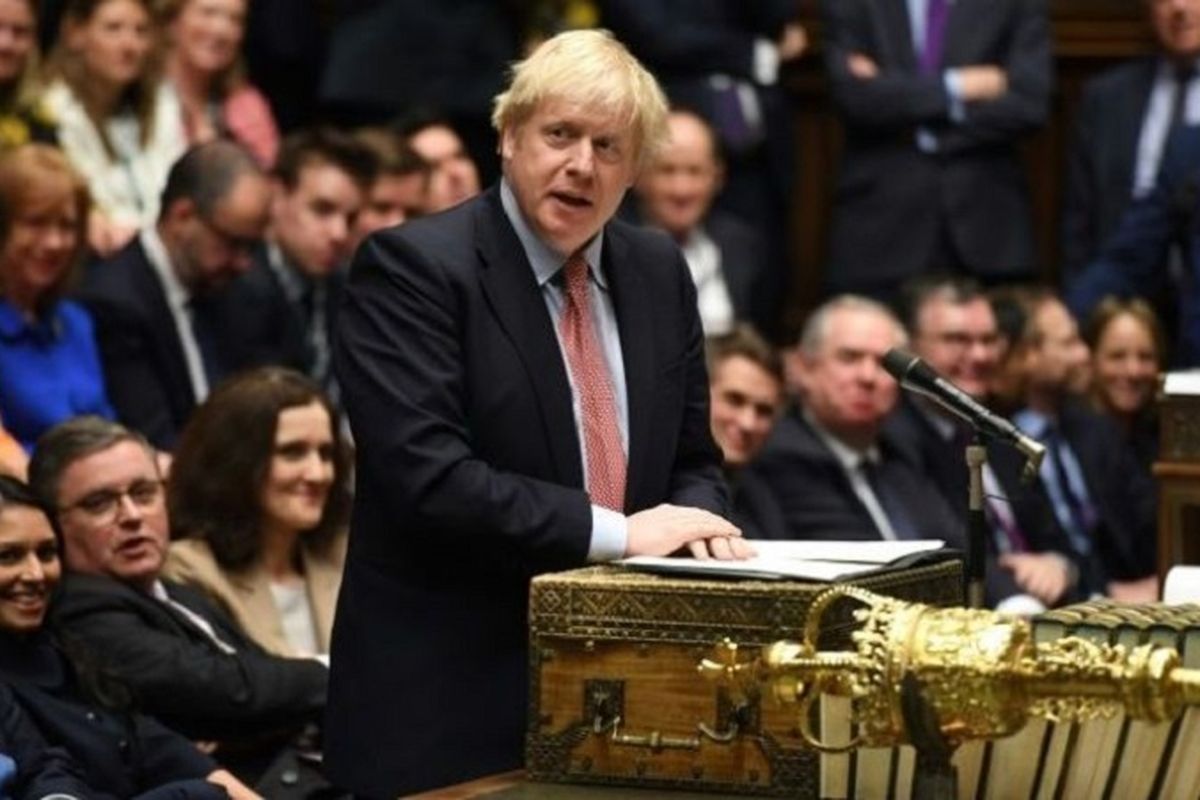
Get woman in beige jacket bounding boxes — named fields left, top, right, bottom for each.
left=163, top=367, right=351, bottom=657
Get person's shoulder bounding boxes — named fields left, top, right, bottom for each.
left=359, top=193, right=488, bottom=272
left=1079, top=57, right=1156, bottom=104
left=77, top=240, right=152, bottom=295
left=163, top=539, right=221, bottom=579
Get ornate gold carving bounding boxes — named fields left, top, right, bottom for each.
left=703, top=587, right=1200, bottom=751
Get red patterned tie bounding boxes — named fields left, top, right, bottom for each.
left=559, top=252, right=627, bottom=511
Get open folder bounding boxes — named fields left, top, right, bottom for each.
left=619, top=539, right=950, bottom=581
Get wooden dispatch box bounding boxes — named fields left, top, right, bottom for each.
left=525, top=559, right=963, bottom=797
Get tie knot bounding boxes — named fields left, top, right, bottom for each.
left=562, top=253, right=590, bottom=298
left=1177, top=62, right=1197, bottom=86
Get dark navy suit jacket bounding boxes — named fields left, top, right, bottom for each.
left=1068, top=124, right=1200, bottom=364
left=325, top=185, right=726, bottom=796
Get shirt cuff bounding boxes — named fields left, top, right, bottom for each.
left=943, top=68, right=966, bottom=122
left=587, top=505, right=629, bottom=562
left=753, top=38, right=781, bottom=85
left=995, top=593, right=1047, bottom=616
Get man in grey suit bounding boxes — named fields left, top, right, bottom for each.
left=822, top=0, right=1051, bottom=300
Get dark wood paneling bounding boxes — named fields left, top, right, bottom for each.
left=780, top=0, right=1156, bottom=337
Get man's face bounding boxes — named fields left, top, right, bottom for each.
left=709, top=355, right=782, bottom=468
left=636, top=112, right=721, bottom=240
left=54, top=440, right=169, bottom=591
left=272, top=163, right=363, bottom=277
left=169, top=172, right=271, bottom=295
left=797, top=308, right=903, bottom=442
left=1028, top=299, right=1091, bottom=395
left=409, top=124, right=480, bottom=213
left=350, top=171, right=428, bottom=250
left=912, top=297, right=1001, bottom=400
left=1150, top=0, right=1200, bottom=62
left=501, top=96, right=639, bottom=257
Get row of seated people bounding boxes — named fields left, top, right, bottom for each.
left=1, top=366, right=347, bottom=798
left=0, top=285, right=1161, bottom=795
left=712, top=278, right=1162, bottom=612
left=0, top=122, right=446, bottom=457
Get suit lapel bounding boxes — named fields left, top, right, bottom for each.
left=475, top=190, right=583, bottom=487
left=133, top=244, right=197, bottom=410
left=603, top=226, right=652, bottom=512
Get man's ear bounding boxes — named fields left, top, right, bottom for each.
left=162, top=197, right=197, bottom=230
left=784, top=347, right=810, bottom=398
left=499, top=126, right=516, bottom=162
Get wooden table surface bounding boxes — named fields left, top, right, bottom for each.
left=407, top=771, right=766, bottom=799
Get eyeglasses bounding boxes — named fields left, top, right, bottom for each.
left=58, top=479, right=164, bottom=524
left=199, top=212, right=260, bottom=256
left=922, top=331, right=1001, bottom=350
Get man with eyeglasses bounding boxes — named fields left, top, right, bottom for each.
left=28, top=416, right=329, bottom=788
left=76, top=141, right=283, bottom=449
left=892, top=275, right=1082, bottom=610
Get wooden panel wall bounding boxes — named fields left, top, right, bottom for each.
left=781, top=0, right=1156, bottom=337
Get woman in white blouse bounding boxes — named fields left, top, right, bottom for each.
left=41, top=0, right=185, bottom=255
left=162, top=367, right=351, bottom=658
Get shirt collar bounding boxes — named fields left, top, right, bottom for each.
left=266, top=240, right=318, bottom=304
left=142, top=227, right=192, bottom=310
left=500, top=179, right=606, bottom=289
left=804, top=408, right=881, bottom=470
left=1012, top=407, right=1053, bottom=439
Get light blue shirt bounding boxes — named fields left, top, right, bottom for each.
left=500, top=180, right=629, bottom=561
left=1013, top=408, right=1094, bottom=556
left=905, top=0, right=966, bottom=151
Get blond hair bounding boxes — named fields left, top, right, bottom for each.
left=492, top=29, right=668, bottom=168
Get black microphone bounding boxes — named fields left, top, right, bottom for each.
left=882, top=348, right=1045, bottom=474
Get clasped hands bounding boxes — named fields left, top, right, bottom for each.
left=626, top=504, right=755, bottom=561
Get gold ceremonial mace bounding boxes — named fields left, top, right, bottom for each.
left=699, top=587, right=1200, bottom=797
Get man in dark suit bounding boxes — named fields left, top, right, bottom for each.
left=634, top=109, right=773, bottom=336
left=325, top=30, right=747, bottom=797
left=994, top=289, right=1157, bottom=600
left=74, top=142, right=277, bottom=449
left=1062, top=0, right=1200, bottom=279
left=706, top=325, right=787, bottom=540
left=1068, top=125, right=1200, bottom=365
left=223, top=128, right=374, bottom=399
left=749, top=295, right=1029, bottom=608
left=893, top=276, right=1081, bottom=609
left=28, top=417, right=329, bottom=787
left=821, top=0, right=1051, bottom=299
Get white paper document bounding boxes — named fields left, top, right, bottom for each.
left=619, top=539, right=947, bottom=581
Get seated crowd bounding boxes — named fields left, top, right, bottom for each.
left=0, top=1, right=1185, bottom=798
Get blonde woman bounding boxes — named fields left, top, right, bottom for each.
left=41, top=0, right=185, bottom=254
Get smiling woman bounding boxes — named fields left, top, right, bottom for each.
left=0, top=144, right=115, bottom=452
left=41, top=0, right=186, bottom=254
left=162, top=366, right=351, bottom=658
left=0, top=474, right=255, bottom=799
left=155, top=0, right=279, bottom=166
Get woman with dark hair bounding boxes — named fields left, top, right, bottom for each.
left=0, top=473, right=257, bottom=799
left=156, top=0, right=278, bottom=166
left=0, top=143, right=113, bottom=451
left=0, top=0, right=55, bottom=149
left=164, top=367, right=351, bottom=658
left=41, top=0, right=185, bottom=254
